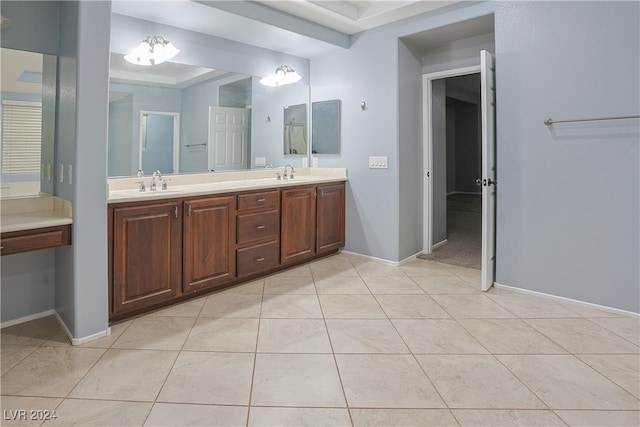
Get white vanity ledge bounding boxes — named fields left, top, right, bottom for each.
left=108, top=168, right=348, bottom=204
left=1, top=196, right=73, bottom=233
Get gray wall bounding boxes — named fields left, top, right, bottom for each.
left=494, top=1, right=639, bottom=312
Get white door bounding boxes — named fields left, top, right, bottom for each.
left=208, top=107, right=249, bottom=171
left=480, top=50, right=497, bottom=291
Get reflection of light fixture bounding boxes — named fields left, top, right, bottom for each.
left=260, top=65, right=302, bottom=86
left=124, top=35, right=180, bottom=66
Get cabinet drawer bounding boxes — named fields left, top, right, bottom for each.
left=237, top=240, right=279, bottom=277
left=237, top=210, right=279, bottom=245
left=237, top=190, right=279, bottom=211
left=1, top=225, right=71, bottom=256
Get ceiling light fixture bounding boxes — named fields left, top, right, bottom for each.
left=260, top=65, right=302, bottom=87
left=124, top=35, right=180, bottom=66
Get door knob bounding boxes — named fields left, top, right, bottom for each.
left=476, top=178, right=497, bottom=187
left=475, top=178, right=482, bottom=186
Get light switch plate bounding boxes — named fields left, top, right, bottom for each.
left=58, top=164, right=64, bottom=182
left=67, top=164, right=73, bottom=185
left=302, top=157, right=308, bottom=168
left=368, top=156, right=388, bottom=169
left=312, top=157, right=319, bottom=168
left=255, top=157, right=266, bottom=167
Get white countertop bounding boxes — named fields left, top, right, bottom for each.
left=108, top=168, right=348, bottom=204
left=1, top=196, right=73, bottom=233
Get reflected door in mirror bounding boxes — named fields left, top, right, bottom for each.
left=140, top=112, right=179, bottom=174
left=312, top=99, right=340, bottom=155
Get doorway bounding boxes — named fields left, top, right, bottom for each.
left=139, top=111, right=180, bottom=175
left=422, top=51, right=496, bottom=290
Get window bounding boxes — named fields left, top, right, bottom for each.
left=1, top=100, right=42, bottom=175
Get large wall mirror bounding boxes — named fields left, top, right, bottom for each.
left=0, top=48, right=56, bottom=198
left=108, top=55, right=309, bottom=177
left=312, top=99, right=341, bottom=155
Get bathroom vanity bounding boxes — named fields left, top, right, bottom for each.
left=107, top=168, right=346, bottom=320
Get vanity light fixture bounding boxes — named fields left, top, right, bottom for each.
left=124, top=35, right=180, bottom=66
left=260, top=65, right=302, bottom=87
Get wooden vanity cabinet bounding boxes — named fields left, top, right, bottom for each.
left=183, top=195, right=236, bottom=293
left=236, top=190, right=280, bottom=277
left=316, top=183, right=346, bottom=255
left=111, top=201, right=182, bottom=315
left=280, top=182, right=346, bottom=264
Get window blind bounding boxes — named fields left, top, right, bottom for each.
left=1, top=101, right=42, bottom=175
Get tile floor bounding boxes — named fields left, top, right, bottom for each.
left=1, top=253, right=639, bottom=426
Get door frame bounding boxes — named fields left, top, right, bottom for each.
left=138, top=110, right=180, bottom=174
left=422, top=65, right=480, bottom=254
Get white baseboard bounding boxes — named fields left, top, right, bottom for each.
left=1, top=309, right=56, bottom=329
left=432, top=239, right=448, bottom=250
left=446, top=191, right=482, bottom=196
left=341, top=250, right=401, bottom=266
left=494, top=282, right=640, bottom=318
left=1, top=310, right=111, bottom=345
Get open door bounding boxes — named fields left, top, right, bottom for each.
left=480, top=50, right=496, bottom=291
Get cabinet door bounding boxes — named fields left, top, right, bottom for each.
left=183, top=195, right=236, bottom=293
left=112, top=202, right=181, bottom=315
left=316, top=183, right=346, bottom=254
left=281, top=186, right=316, bottom=264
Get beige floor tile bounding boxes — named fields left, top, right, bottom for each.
left=310, top=260, right=359, bottom=278
left=251, top=354, right=346, bottom=407
left=351, top=409, right=458, bottom=427
left=590, top=317, right=640, bottom=346
left=452, top=409, right=566, bottom=426
left=459, top=274, right=482, bottom=289
left=457, top=318, right=567, bottom=354
left=157, top=351, right=254, bottom=405
left=355, top=261, right=408, bottom=277
left=416, top=355, right=545, bottom=409
left=43, top=399, right=152, bottom=426
left=148, top=298, right=206, bottom=317
left=314, top=275, right=371, bottom=294
left=1, top=346, right=105, bottom=397
left=400, top=259, right=454, bottom=277
left=498, top=354, right=640, bottom=409
left=111, top=316, right=195, bottom=350
left=525, top=318, right=639, bottom=353
left=578, top=354, right=640, bottom=399
left=342, top=252, right=371, bottom=265
left=555, top=410, right=640, bottom=426
left=376, top=295, right=450, bottom=318
left=392, top=319, right=487, bottom=354
left=430, top=294, right=515, bottom=318
left=559, top=301, right=626, bottom=318
left=183, top=317, right=259, bottom=352
left=412, top=275, right=478, bottom=294
left=69, top=349, right=177, bottom=401
left=200, top=293, right=263, bottom=318
left=273, top=264, right=313, bottom=277
left=1, top=345, right=38, bottom=375
left=487, top=293, right=582, bottom=318
left=441, top=263, right=481, bottom=277
left=222, top=278, right=265, bottom=294
left=248, top=407, right=351, bottom=427
left=1, top=316, right=63, bottom=347
left=0, top=396, right=62, bottom=427
left=326, top=319, right=409, bottom=353
left=336, top=354, right=445, bottom=408
left=261, top=294, right=323, bottom=318
left=362, top=276, right=425, bottom=294
left=264, top=276, right=316, bottom=294
left=319, top=294, right=387, bottom=318
left=257, top=318, right=332, bottom=353
left=73, top=319, right=133, bottom=349
left=145, top=403, right=248, bottom=426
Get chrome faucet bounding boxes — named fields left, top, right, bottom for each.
left=136, top=170, right=145, bottom=192
left=151, top=170, right=162, bottom=191
left=283, top=164, right=295, bottom=180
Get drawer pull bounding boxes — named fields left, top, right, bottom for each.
left=256, top=225, right=266, bottom=230
left=257, top=198, right=266, bottom=202
left=255, top=257, right=265, bottom=262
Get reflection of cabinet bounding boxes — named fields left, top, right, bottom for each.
left=112, top=202, right=181, bottom=315
left=183, top=196, right=235, bottom=293
left=281, top=182, right=346, bottom=264
left=236, top=190, right=280, bottom=277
